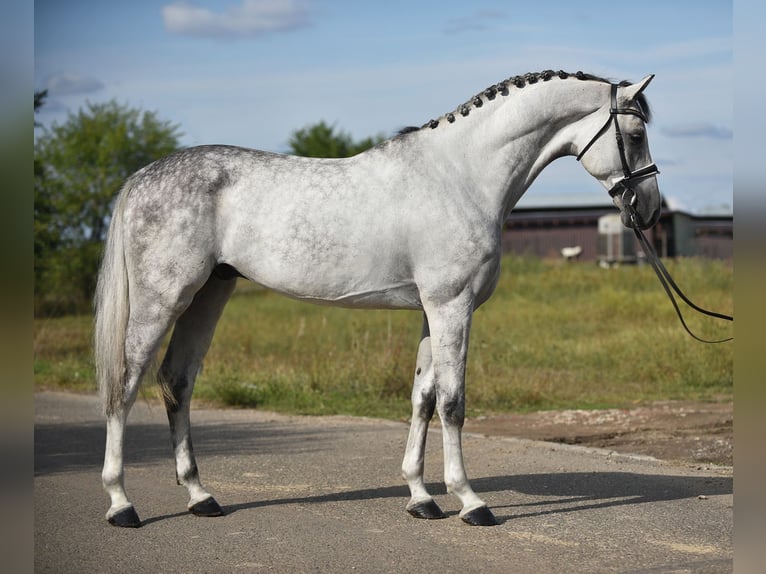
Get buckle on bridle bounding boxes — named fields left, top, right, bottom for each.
left=607, top=163, right=660, bottom=202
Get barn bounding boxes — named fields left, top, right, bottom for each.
left=502, top=193, right=732, bottom=262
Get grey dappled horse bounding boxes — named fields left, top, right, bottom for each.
left=95, top=70, right=660, bottom=527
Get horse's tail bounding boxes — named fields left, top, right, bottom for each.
left=94, top=180, right=133, bottom=416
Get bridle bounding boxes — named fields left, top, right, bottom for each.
left=576, top=83, right=659, bottom=207
left=578, top=83, right=733, bottom=343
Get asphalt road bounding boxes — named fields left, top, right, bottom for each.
left=34, top=391, right=733, bottom=573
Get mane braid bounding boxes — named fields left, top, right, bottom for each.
left=406, top=70, right=650, bottom=134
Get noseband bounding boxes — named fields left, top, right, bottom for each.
left=576, top=83, right=659, bottom=203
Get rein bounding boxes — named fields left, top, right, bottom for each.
left=579, top=82, right=732, bottom=344
left=624, top=196, right=733, bottom=344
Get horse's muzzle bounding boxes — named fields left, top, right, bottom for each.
left=615, top=186, right=661, bottom=230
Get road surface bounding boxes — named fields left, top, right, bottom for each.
left=35, top=391, right=732, bottom=573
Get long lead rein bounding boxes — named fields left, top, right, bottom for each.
left=625, top=201, right=733, bottom=344
left=576, top=81, right=731, bottom=343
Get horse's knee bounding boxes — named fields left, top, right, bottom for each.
left=412, top=358, right=436, bottom=415
left=437, top=392, right=465, bottom=428
left=412, top=387, right=436, bottom=421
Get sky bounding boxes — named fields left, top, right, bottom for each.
left=34, top=0, right=733, bottom=215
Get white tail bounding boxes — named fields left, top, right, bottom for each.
left=94, top=182, right=132, bottom=416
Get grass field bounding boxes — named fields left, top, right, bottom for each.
left=33, top=255, right=733, bottom=419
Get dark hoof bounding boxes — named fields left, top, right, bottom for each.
left=407, top=499, right=447, bottom=520
left=189, top=497, right=224, bottom=517
left=461, top=506, right=498, bottom=526
left=107, top=506, right=141, bottom=528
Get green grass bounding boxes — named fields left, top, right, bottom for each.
left=34, top=255, right=733, bottom=419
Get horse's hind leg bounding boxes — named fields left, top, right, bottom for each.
left=103, top=306, right=182, bottom=527
left=159, top=273, right=236, bottom=517
left=103, top=392, right=143, bottom=527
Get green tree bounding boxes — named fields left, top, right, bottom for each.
left=287, top=120, right=385, bottom=158
left=34, top=90, right=48, bottom=126
left=34, top=90, right=55, bottom=293
left=34, top=100, right=181, bottom=315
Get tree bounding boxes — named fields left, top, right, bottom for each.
left=34, top=100, right=181, bottom=315
left=34, top=90, right=48, bottom=126
left=287, top=120, right=385, bottom=158
left=34, top=90, right=55, bottom=293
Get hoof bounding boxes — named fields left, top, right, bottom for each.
left=189, top=497, right=224, bottom=517
left=406, top=499, right=447, bottom=520
left=460, top=506, right=498, bottom=526
left=107, top=505, right=141, bottom=528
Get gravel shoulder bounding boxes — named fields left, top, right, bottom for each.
left=463, top=400, right=733, bottom=467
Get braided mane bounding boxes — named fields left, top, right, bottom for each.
left=399, top=70, right=651, bottom=136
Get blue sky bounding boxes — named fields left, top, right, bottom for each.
left=34, top=0, right=732, bottom=214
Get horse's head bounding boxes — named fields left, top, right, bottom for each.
left=576, top=75, right=661, bottom=230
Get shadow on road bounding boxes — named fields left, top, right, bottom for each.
left=35, top=418, right=732, bottom=527
left=34, top=419, right=363, bottom=475
left=218, top=471, right=731, bottom=525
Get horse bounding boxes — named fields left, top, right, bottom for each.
left=95, top=69, right=660, bottom=528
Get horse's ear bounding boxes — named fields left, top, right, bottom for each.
left=623, top=74, right=655, bottom=101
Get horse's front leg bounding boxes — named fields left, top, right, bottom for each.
left=427, top=293, right=498, bottom=526
left=402, top=316, right=446, bottom=519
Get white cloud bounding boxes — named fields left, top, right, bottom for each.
left=162, top=0, right=312, bottom=39
left=44, top=73, right=104, bottom=96
left=661, top=123, right=732, bottom=140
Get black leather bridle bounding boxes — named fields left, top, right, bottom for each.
left=578, top=83, right=732, bottom=343
left=576, top=83, right=659, bottom=207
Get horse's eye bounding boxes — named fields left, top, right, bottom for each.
left=629, top=131, right=645, bottom=144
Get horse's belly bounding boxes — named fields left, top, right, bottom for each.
left=283, top=281, right=422, bottom=310
left=228, top=245, right=422, bottom=310
left=254, top=275, right=422, bottom=310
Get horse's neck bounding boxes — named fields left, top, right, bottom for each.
left=431, top=79, right=605, bottom=220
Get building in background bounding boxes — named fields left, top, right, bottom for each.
left=502, top=193, right=732, bottom=263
